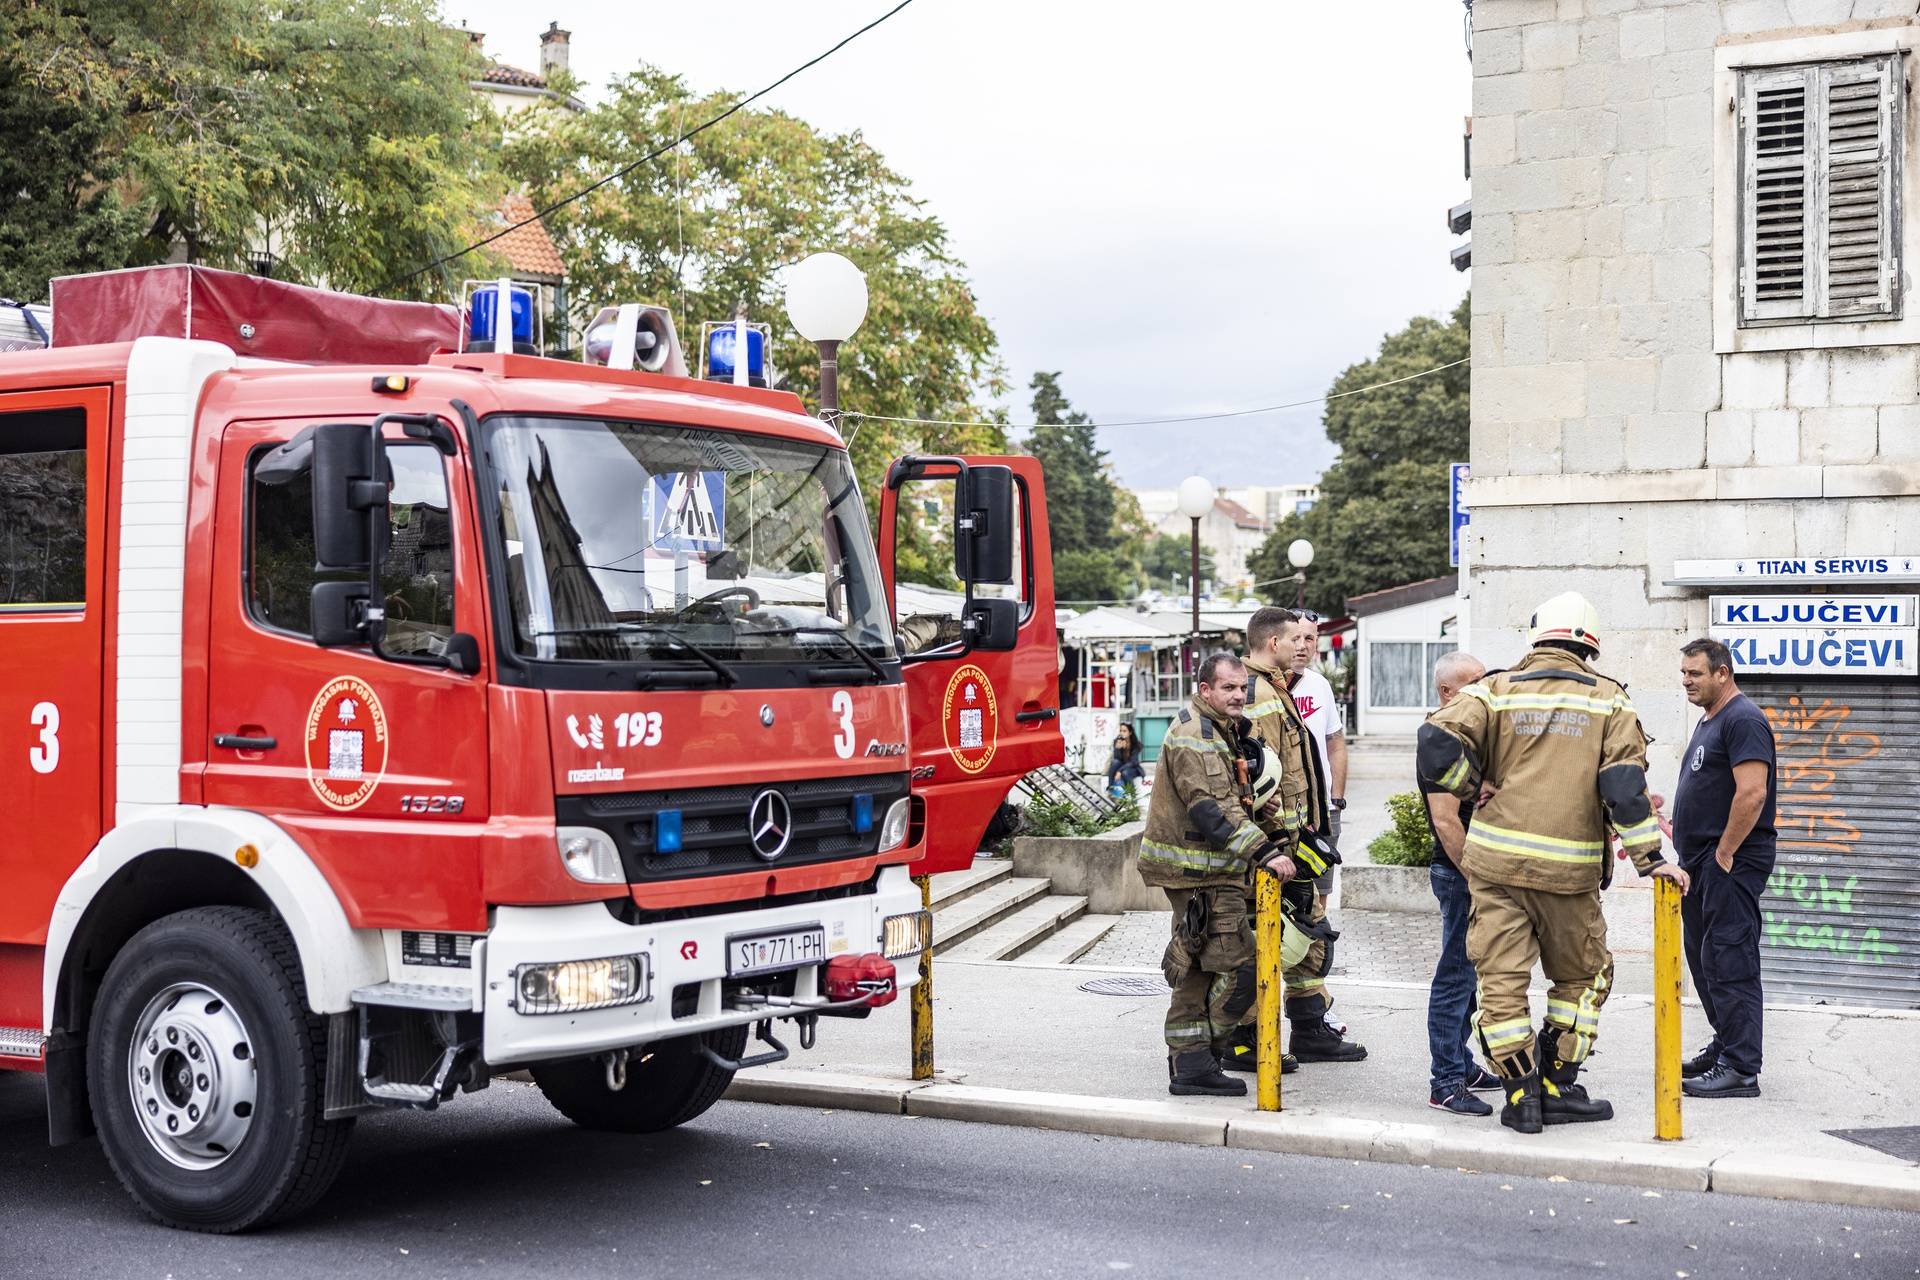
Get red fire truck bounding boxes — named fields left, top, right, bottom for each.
left=0, top=266, right=1061, bottom=1231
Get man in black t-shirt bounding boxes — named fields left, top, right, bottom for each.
left=1667, top=637, right=1777, bottom=1100
left=1421, top=651, right=1502, bottom=1116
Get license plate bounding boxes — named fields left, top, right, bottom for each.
left=728, top=926, right=826, bottom=977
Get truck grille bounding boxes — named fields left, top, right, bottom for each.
left=557, top=773, right=911, bottom=883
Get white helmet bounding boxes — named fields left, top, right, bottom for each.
left=1245, top=741, right=1284, bottom=810
left=1528, top=591, right=1603, bottom=654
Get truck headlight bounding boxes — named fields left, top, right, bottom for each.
left=877, top=798, right=912, bottom=853
left=513, top=954, right=650, bottom=1014
left=557, top=826, right=624, bottom=884
left=882, top=910, right=931, bottom=959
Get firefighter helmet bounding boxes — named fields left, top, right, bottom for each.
left=1527, top=591, right=1603, bottom=654
left=1241, top=739, right=1284, bottom=811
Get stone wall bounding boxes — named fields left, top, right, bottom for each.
left=1470, top=0, right=1920, bottom=777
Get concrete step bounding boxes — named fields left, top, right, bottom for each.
left=944, top=895, right=1089, bottom=963
left=928, top=859, right=1013, bottom=911
left=1011, top=911, right=1123, bottom=966
left=932, top=876, right=1051, bottom=953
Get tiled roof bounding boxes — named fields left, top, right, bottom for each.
left=493, top=195, right=566, bottom=280
left=1214, top=496, right=1265, bottom=529
left=1346, top=574, right=1459, bottom=618
left=480, top=62, right=546, bottom=88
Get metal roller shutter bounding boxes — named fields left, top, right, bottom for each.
left=1746, top=680, right=1920, bottom=1009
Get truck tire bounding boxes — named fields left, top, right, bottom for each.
left=531, top=1025, right=748, bottom=1133
left=86, top=906, right=354, bottom=1232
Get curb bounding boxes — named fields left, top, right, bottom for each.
left=724, top=1069, right=1920, bottom=1212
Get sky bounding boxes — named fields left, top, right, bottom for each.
left=442, top=0, right=1474, bottom=491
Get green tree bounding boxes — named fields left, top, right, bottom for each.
left=502, top=67, right=1005, bottom=582
left=1248, top=297, right=1469, bottom=617
left=1024, top=371, right=1131, bottom=602
left=1140, top=534, right=1216, bottom=595
left=3, top=0, right=502, bottom=300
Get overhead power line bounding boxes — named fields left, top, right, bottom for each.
left=379, top=0, right=919, bottom=293
left=838, top=355, right=1471, bottom=433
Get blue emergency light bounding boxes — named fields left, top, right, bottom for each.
left=852, top=793, right=874, bottom=835
left=470, top=286, right=534, bottom=349
left=706, top=325, right=765, bottom=382
left=655, top=809, right=684, bottom=854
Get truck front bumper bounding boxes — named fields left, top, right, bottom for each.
left=479, top=866, right=923, bottom=1067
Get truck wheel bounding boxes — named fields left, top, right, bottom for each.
left=87, top=906, right=354, bottom=1232
left=532, top=1025, right=748, bottom=1133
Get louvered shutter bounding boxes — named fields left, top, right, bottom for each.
left=1740, top=55, right=1902, bottom=325
left=1817, top=57, right=1900, bottom=319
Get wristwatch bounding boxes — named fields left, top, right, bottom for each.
left=1332, top=797, right=1348, bottom=811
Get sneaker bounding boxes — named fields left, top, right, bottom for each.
left=1683, top=1062, right=1760, bottom=1099
left=1429, top=1085, right=1493, bottom=1117
left=1681, top=1044, right=1722, bottom=1079
left=1465, top=1064, right=1503, bottom=1092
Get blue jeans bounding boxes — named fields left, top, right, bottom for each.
left=1428, top=858, right=1481, bottom=1094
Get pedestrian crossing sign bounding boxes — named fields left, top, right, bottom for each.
left=647, top=470, right=726, bottom=556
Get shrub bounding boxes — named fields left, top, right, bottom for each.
left=1366, top=791, right=1434, bottom=867
left=1023, top=788, right=1140, bottom=838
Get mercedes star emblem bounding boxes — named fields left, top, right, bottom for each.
left=748, top=789, right=793, bottom=861
left=759, top=704, right=776, bottom=727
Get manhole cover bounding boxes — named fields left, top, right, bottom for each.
left=1826, top=1126, right=1920, bottom=1164
left=1079, top=976, right=1171, bottom=997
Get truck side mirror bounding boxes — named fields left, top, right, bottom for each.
left=953, top=464, right=1015, bottom=585
left=311, top=423, right=388, bottom=571
left=963, top=597, right=1019, bottom=652
left=310, top=580, right=371, bottom=647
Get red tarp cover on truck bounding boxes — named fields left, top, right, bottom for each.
left=49, top=264, right=462, bottom=365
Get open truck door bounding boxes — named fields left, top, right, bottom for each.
left=880, top=454, right=1063, bottom=875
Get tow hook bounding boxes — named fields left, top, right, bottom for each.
left=798, top=1014, right=818, bottom=1051
left=602, top=1049, right=629, bottom=1092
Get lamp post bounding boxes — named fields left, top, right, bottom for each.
left=783, top=251, right=868, bottom=432
left=1288, top=538, right=1315, bottom=610
left=1176, top=476, right=1215, bottom=646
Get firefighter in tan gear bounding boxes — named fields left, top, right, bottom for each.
left=1231, top=606, right=1367, bottom=1069
left=1139, top=652, right=1298, bottom=1097
left=1418, top=592, right=1692, bottom=1133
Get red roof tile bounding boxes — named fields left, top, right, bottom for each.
left=493, top=195, right=566, bottom=280
left=480, top=63, right=546, bottom=89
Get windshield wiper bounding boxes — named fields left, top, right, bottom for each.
left=749, top=625, right=891, bottom=683
left=529, top=623, right=739, bottom=686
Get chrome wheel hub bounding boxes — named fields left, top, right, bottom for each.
left=127, top=983, right=257, bottom=1170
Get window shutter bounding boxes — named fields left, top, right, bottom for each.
left=1742, top=67, right=1814, bottom=322
left=1817, top=57, right=1900, bottom=319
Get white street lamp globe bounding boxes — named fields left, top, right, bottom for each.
left=1288, top=538, right=1315, bottom=570
left=1176, top=475, right=1215, bottom=520
left=783, top=252, right=868, bottom=343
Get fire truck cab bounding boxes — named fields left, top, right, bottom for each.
left=0, top=267, right=1061, bottom=1231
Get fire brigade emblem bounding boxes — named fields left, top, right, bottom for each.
left=304, top=676, right=389, bottom=811
left=940, top=663, right=998, bottom=775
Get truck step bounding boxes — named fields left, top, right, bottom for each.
left=1020, top=912, right=1124, bottom=965
left=931, top=876, right=1051, bottom=953
left=351, top=981, right=474, bottom=1011
left=927, top=858, right=1013, bottom=911
left=0, top=1026, right=47, bottom=1060
left=943, top=894, right=1089, bottom=962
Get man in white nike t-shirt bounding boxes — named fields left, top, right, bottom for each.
left=1288, top=615, right=1347, bottom=891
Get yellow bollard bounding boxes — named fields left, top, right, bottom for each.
left=911, top=873, right=934, bottom=1081
left=1255, top=871, right=1283, bottom=1111
left=1652, top=875, right=1684, bottom=1140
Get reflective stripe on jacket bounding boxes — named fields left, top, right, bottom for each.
left=1139, top=695, right=1272, bottom=889
left=1244, top=661, right=1312, bottom=849
left=1422, top=646, right=1665, bottom=893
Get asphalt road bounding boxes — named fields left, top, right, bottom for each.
left=2, top=1071, right=1915, bottom=1280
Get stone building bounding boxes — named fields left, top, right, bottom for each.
left=1470, top=0, right=1920, bottom=1007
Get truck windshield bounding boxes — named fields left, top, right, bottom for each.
left=484, top=415, right=897, bottom=669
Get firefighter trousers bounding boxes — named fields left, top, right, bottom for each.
left=1162, top=885, right=1257, bottom=1060
left=1463, top=872, right=1613, bottom=1074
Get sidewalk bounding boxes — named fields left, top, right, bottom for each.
left=729, top=927, right=1920, bottom=1210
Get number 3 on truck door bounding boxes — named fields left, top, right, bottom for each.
left=28, top=701, right=59, bottom=773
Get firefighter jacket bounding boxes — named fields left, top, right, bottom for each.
left=1139, top=695, right=1277, bottom=890
left=1244, top=660, right=1323, bottom=872
left=1418, top=645, right=1668, bottom=894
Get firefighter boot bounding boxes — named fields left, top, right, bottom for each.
left=1542, top=1056, right=1614, bottom=1125
left=1288, top=1017, right=1367, bottom=1063
left=1169, top=1050, right=1247, bottom=1098
left=1498, top=1069, right=1543, bottom=1135
left=1218, top=1027, right=1298, bottom=1075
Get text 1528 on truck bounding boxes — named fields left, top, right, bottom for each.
left=0, top=266, right=1062, bottom=1231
